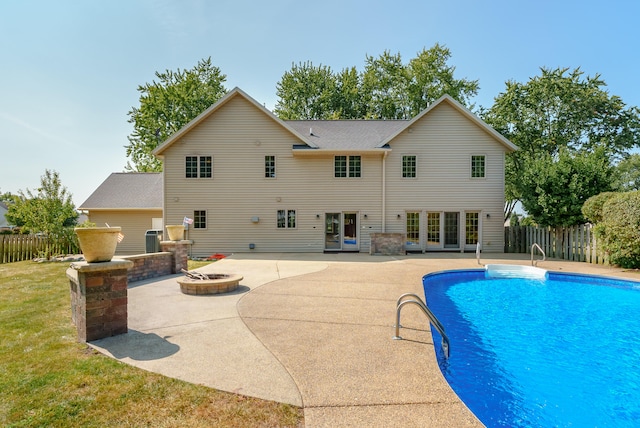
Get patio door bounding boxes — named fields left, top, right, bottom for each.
left=444, top=212, right=460, bottom=249
left=324, top=212, right=359, bottom=251
left=342, top=212, right=358, bottom=250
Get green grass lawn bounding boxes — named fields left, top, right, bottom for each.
left=0, top=261, right=303, bottom=427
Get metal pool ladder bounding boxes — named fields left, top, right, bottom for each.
left=531, top=243, right=546, bottom=266
left=393, top=293, right=450, bottom=359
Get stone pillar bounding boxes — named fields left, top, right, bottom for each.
left=160, top=240, right=192, bottom=273
left=67, top=259, right=133, bottom=343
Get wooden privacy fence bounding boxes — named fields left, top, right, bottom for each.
left=504, top=224, right=607, bottom=265
left=0, top=234, right=80, bottom=264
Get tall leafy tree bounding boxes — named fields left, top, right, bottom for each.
left=362, top=50, right=410, bottom=119
left=274, top=44, right=479, bottom=120
left=125, top=57, right=227, bottom=171
left=483, top=67, right=640, bottom=222
left=612, top=153, right=640, bottom=191
left=333, top=66, right=365, bottom=119
left=6, top=170, right=78, bottom=256
left=406, top=44, right=479, bottom=116
left=519, top=148, right=614, bottom=226
left=274, top=61, right=337, bottom=120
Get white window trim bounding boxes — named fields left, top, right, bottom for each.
left=193, top=209, right=208, bottom=230
left=402, top=154, right=418, bottom=179
left=265, top=155, right=276, bottom=179
left=276, top=209, right=297, bottom=229
left=334, top=155, right=362, bottom=178
left=186, top=155, right=213, bottom=179
left=470, top=154, right=486, bottom=179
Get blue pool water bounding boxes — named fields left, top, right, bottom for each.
left=423, top=268, right=640, bottom=427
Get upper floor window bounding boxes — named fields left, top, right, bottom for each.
left=471, top=155, right=485, bottom=178
left=265, top=155, right=276, bottom=178
left=402, top=155, right=417, bottom=178
left=277, top=209, right=296, bottom=228
left=335, top=155, right=361, bottom=178
left=186, top=156, right=212, bottom=178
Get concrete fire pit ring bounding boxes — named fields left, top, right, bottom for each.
left=177, top=273, right=243, bottom=295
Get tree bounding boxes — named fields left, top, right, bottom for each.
left=518, top=148, right=614, bottom=226
left=406, top=44, right=479, bottom=116
left=274, top=45, right=479, bottom=120
left=6, top=170, right=78, bottom=256
left=483, top=67, right=640, bottom=222
left=125, top=57, right=228, bottom=171
left=362, top=50, right=411, bottom=119
left=274, top=61, right=337, bottom=120
left=612, top=153, right=640, bottom=191
left=334, top=66, right=365, bottom=119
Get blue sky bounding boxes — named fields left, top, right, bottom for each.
left=1, top=0, right=639, bottom=206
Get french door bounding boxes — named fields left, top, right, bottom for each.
left=424, top=211, right=461, bottom=250
left=325, top=212, right=358, bottom=251
left=424, top=211, right=480, bottom=251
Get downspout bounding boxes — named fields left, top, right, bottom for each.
left=382, top=151, right=388, bottom=232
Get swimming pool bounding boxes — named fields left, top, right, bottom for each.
left=423, top=265, right=640, bottom=427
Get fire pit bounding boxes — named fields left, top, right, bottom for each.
left=177, top=270, right=243, bottom=295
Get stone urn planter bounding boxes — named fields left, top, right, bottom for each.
left=74, top=227, right=121, bottom=263
left=166, top=225, right=185, bottom=241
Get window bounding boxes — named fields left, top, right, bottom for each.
left=402, top=155, right=416, bottom=178
left=471, top=155, right=485, bottom=178
left=186, top=156, right=198, bottom=178
left=186, top=156, right=212, bottom=178
left=193, top=210, right=206, bottom=229
left=334, top=156, right=347, bottom=177
left=335, top=155, right=361, bottom=178
left=277, top=209, right=296, bottom=228
left=349, top=156, right=361, bottom=177
left=427, top=212, right=440, bottom=245
left=406, top=212, right=420, bottom=246
left=465, top=212, right=479, bottom=245
left=199, top=156, right=212, bottom=178
left=265, top=155, right=276, bottom=178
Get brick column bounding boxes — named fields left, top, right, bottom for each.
left=67, top=259, right=133, bottom=343
left=160, top=240, right=192, bottom=273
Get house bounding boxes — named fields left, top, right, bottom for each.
left=152, top=87, right=517, bottom=256
left=78, top=173, right=163, bottom=254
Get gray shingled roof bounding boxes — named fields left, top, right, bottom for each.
left=286, top=120, right=407, bottom=150
left=79, top=173, right=162, bottom=209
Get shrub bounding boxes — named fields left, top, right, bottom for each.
left=597, top=191, right=640, bottom=268
left=582, top=192, right=617, bottom=224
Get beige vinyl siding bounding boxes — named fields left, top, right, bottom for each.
left=160, top=93, right=511, bottom=255
left=163, top=95, right=383, bottom=256
left=87, top=210, right=163, bottom=255
left=384, top=102, right=506, bottom=252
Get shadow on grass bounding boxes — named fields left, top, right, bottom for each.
left=90, top=330, right=179, bottom=361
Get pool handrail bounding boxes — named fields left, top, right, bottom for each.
left=393, top=293, right=450, bottom=359
left=531, top=243, right=546, bottom=266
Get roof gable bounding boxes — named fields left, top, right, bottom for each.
left=153, top=87, right=315, bottom=156
left=380, top=95, right=518, bottom=152
left=152, top=88, right=516, bottom=156
left=79, top=173, right=162, bottom=210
